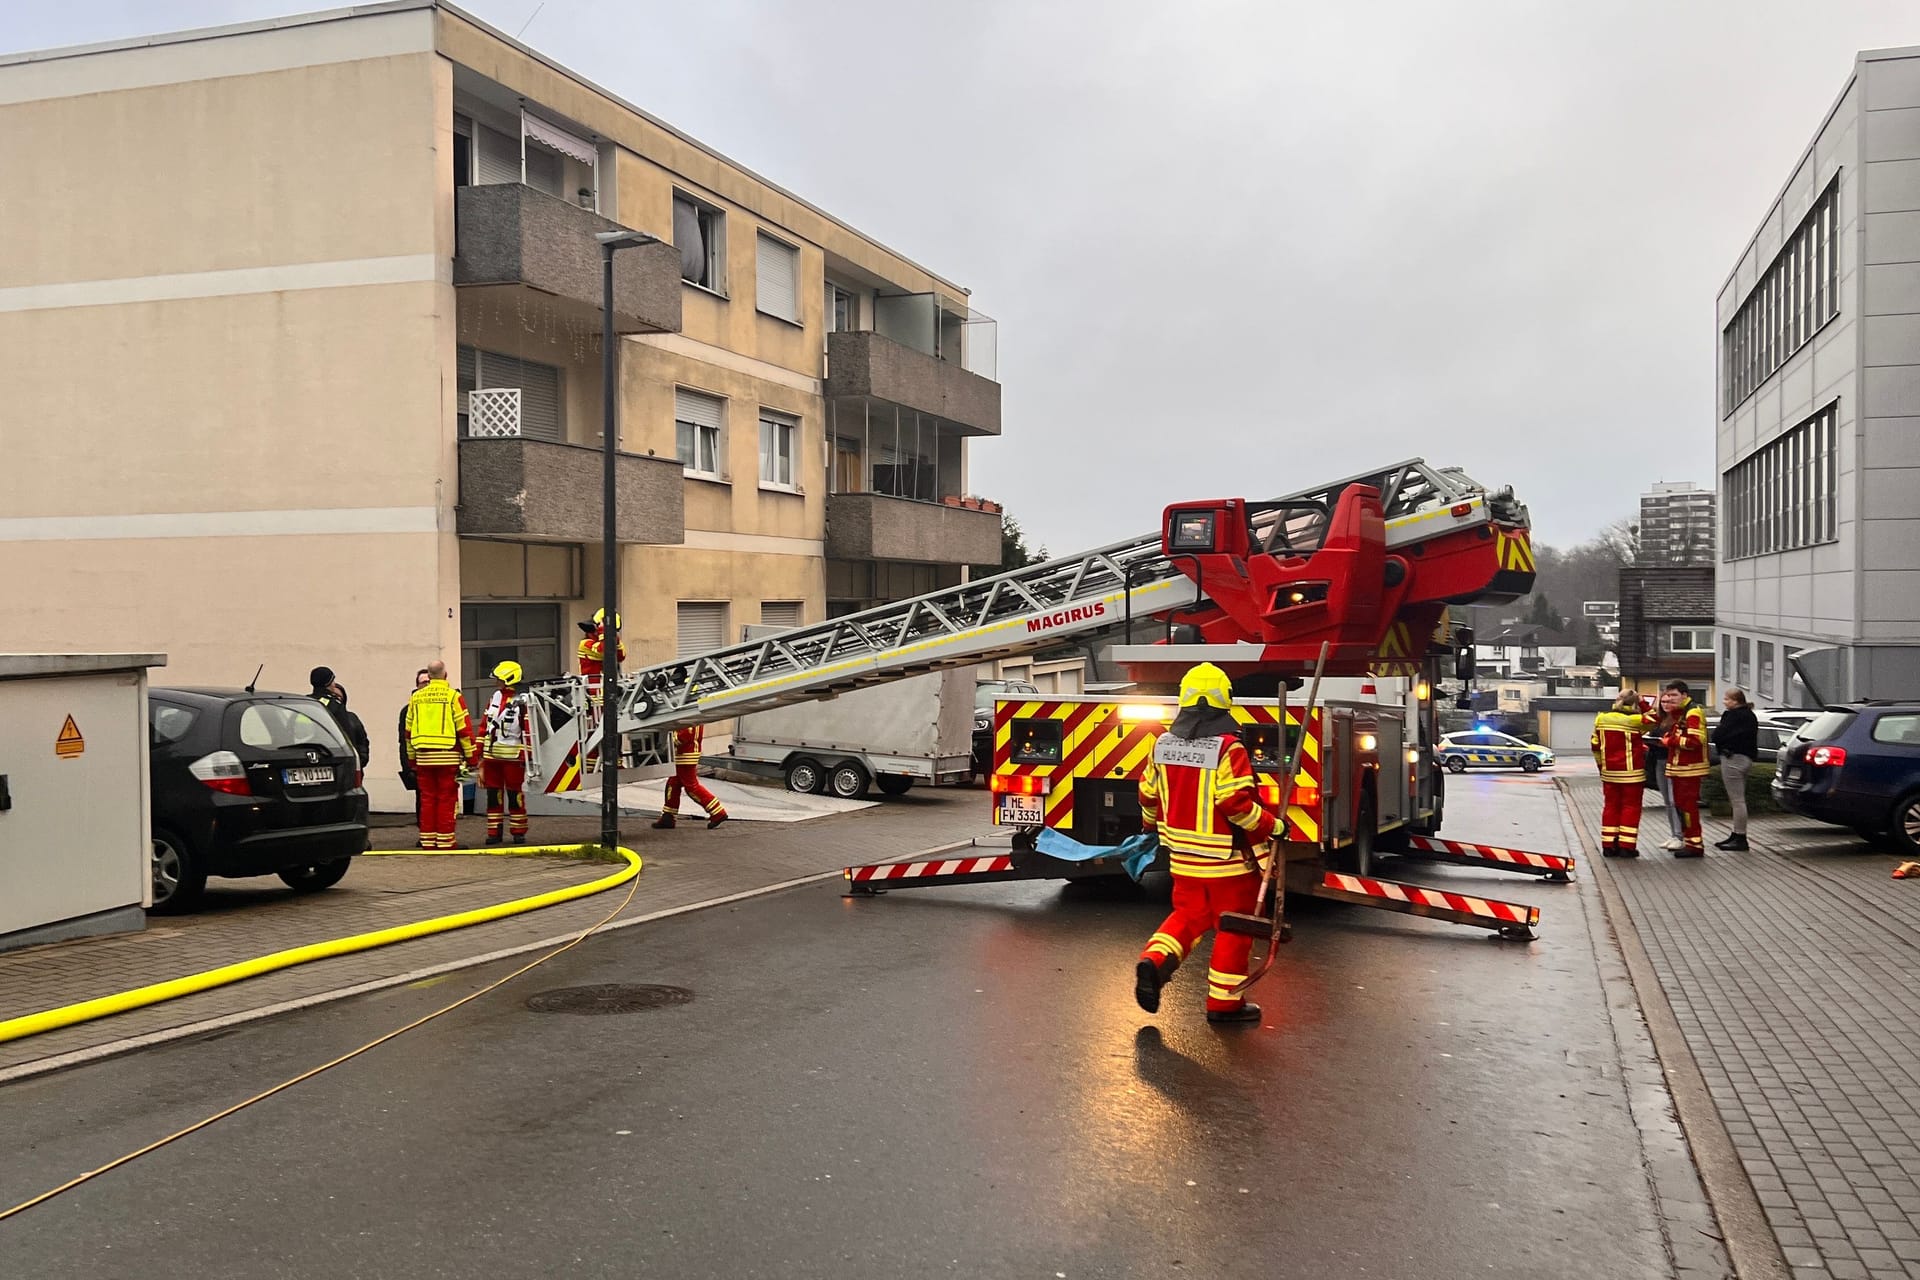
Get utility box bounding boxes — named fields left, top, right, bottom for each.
left=0, top=654, right=166, bottom=952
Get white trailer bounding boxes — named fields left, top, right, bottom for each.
left=725, top=667, right=976, bottom=799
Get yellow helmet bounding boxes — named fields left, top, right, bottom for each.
left=493, top=660, right=523, bottom=685
left=1178, top=663, right=1234, bottom=710
left=592, top=609, right=622, bottom=629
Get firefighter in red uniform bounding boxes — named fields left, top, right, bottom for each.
left=652, top=722, right=729, bottom=830
left=480, top=660, right=533, bottom=845
left=1591, top=690, right=1654, bottom=857
left=1661, top=680, right=1710, bottom=858
left=576, top=609, right=626, bottom=712
left=1133, top=663, right=1281, bottom=1026
left=404, top=660, right=478, bottom=850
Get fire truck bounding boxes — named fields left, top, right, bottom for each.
left=517, top=458, right=1573, bottom=941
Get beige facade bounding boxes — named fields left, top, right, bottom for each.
left=0, top=1, right=1004, bottom=809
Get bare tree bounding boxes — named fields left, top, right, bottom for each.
left=1593, top=517, right=1640, bottom=565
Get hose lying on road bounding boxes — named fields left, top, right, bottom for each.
left=0, top=842, right=645, bottom=1224
left=0, top=844, right=641, bottom=1047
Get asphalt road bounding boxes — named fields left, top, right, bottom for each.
left=1, top=773, right=1676, bottom=1279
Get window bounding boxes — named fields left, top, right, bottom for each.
left=759, top=410, right=798, bottom=488
left=1669, top=628, right=1714, bottom=653
left=1870, top=714, right=1920, bottom=746
left=452, top=115, right=473, bottom=188
left=524, top=144, right=563, bottom=197
left=1723, top=176, right=1839, bottom=415
left=1758, top=643, right=1775, bottom=699
left=461, top=604, right=562, bottom=717
left=149, top=703, right=199, bottom=745
left=1723, top=402, right=1838, bottom=558
left=677, top=602, right=728, bottom=658
left=673, top=192, right=725, bottom=292
left=1722, top=633, right=1735, bottom=681
left=761, top=601, right=803, bottom=630
left=474, top=123, right=521, bottom=186
left=674, top=389, right=725, bottom=478
left=827, top=282, right=859, bottom=333
left=1737, top=636, right=1752, bottom=689
left=756, top=232, right=800, bottom=323
left=458, top=347, right=563, bottom=441
left=239, top=702, right=347, bottom=753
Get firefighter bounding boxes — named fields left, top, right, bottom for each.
left=1661, top=680, right=1710, bottom=858
left=404, top=660, right=478, bottom=850
left=1590, top=690, right=1654, bottom=857
left=1133, top=663, right=1280, bottom=1026
left=577, top=609, right=627, bottom=712
left=479, top=660, right=533, bottom=845
left=652, top=722, right=728, bottom=830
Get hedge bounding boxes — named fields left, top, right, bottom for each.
left=1701, top=762, right=1783, bottom=818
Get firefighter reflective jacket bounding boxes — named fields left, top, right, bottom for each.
left=578, top=625, right=627, bottom=671
left=405, top=680, right=475, bottom=767
left=672, top=724, right=703, bottom=766
left=482, top=688, right=532, bottom=761
left=1664, top=701, right=1710, bottom=778
left=1590, top=709, right=1652, bottom=784
left=1138, top=731, right=1278, bottom=878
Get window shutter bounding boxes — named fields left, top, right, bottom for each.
left=674, top=389, right=724, bottom=431
left=471, top=351, right=562, bottom=442
left=756, top=233, right=799, bottom=322
left=476, top=125, right=520, bottom=185
left=760, top=601, right=802, bottom=631
left=677, top=602, right=727, bottom=657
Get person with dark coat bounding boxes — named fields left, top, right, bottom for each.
left=1711, top=689, right=1760, bottom=851
left=309, top=666, right=371, bottom=767
left=398, top=667, right=431, bottom=818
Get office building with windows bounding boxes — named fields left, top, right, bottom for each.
left=1714, top=46, right=1920, bottom=706
left=1637, top=482, right=1716, bottom=565
left=0, top=2, right=1003, bottom=803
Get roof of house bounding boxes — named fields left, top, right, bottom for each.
left=1643, top=584, right=1716, bottom=619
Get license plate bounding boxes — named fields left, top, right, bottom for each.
left=283, top=766, right=335, bottom=786
left=997, top=795, right=1044, bottom=826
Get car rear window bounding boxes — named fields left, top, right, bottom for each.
left=1870, top=714, right=1920, bottom=746
left=237, top=700, right=348, bottom=753
left=149, top=703, right=198, bottom=744
left=1801, top=709, right=1858, bottom=743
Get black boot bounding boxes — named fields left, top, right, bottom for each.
left=651, top=813, right=676, bottom=830
left=484, top=832, right=503, bottom=846
left=1135, top=956, right=1176, bottom=1014
left=1715, top=833, right=1749, bottom=851
left=1207, top=1003, right=1262, bottom=1026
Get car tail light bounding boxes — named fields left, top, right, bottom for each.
left=189, top=750, right=251, bottom=795
left=991, top=773, right=1050, bottom=796
left=1806, top=745, right=1847, bottom=767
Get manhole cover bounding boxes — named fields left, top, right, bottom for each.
left=525, top=983, right=694, bottom=1015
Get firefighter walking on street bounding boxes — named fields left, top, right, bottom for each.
left=1591, top=690, right=1654, bottom=857
left=480, top=661, right=533, bottom=845
left=653, top=722, right=728, bottom=830
left=1134, top=663, right=1281, bottom=1026
left=1661, top=680, right=1710, bottom=858
left=405, top=660, right=478, bottom=850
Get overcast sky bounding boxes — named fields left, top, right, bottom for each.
left=8, top=1, right=1917, bottom=552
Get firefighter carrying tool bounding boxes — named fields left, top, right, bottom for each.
left=1591, top=690, right=1653, bottom=857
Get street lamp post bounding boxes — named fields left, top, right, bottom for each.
left=594, top=229, right=656, bottom=854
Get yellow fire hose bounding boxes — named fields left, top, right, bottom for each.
left=0, top=843, right=641, bottom=1047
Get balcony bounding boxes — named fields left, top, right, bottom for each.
left=454, top=184, right=681, bottom=334
left=826, top=329, right=1001, bottom=437
left=825, top=492, right=1002, bottom=566
left=459, top=436, right=684, bottom=544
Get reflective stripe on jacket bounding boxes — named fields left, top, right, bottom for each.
left=482, top=688, right=531, bottom=761
left=406, top=680, right=474, bottom=767
left=1590, top=710, right=1651, bottom=784
left=579, top=626, right=626, bottom=668
left=672, top=724, right=703, bottom=767
left=1138, top=732, right=1278, bottom=878
left=1665, top=703, right=1710, bottom=777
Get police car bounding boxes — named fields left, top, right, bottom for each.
left=1436, top=729, right=1555, bottom=774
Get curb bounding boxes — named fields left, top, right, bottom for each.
left=1557, top=778, right=1789, bottom=1280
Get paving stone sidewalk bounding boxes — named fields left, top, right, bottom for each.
left=0, top=788, right=995, bottom=1080
left=1564, top=776, right=1920, bottom=1280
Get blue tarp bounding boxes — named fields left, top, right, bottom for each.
left=1034, top=827, right=1161, bottom=883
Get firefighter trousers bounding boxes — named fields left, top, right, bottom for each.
left=480, top=758, right=528, bottom=838
left=415, top=765, right=460, bottom=850
left=1139, top=869, right=1260, bottom=1013
left=1600, top=781, right=1644, bottom=850
left=663, top=766, right=726, bottom=819
left=1669, top=774, right=1704, bottom=852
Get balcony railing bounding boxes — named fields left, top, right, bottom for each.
left=459, top=436, right=684, bottom=545
left=825, top=331, right=1001, bottom=437
left=825, top=492, right=1002, bottom=566
left=870, top=293, right=996, bottom=379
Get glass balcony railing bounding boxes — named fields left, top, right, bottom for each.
left=870, top=293, right=997, bottom=380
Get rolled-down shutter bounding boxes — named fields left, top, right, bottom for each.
left=760, top=601, right=802, bottom=631
left=476, top=124, right=520, bottom=186
left=756, top=233, right=798, bottom=322
left=675, top=389, right=723, bottom=431
left=471, top=352, right=561, bottom=442
left=677, top=603, right=727, bottom=658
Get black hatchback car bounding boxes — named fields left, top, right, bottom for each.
left=1771, top=702, right=1920, bottom=854
left=148, top=688, right=370, bottom=912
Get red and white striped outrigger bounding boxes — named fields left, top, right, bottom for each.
left=1396, top=835, right=1575, bottom=882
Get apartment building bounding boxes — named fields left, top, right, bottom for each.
left=0, top=2, right=1003, bottom=803
left=1715, top=47, right=1920, bottom=706
left=1636, top=481, right=1716, bottom=565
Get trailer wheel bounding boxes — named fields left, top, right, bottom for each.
left=876, top=775, right=913, bottom=797
left=784, top=757, right=828, bottom=794
left=1444, top=755, right=1468, bottom=774
left=829, top=761, right=871, bottom=799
